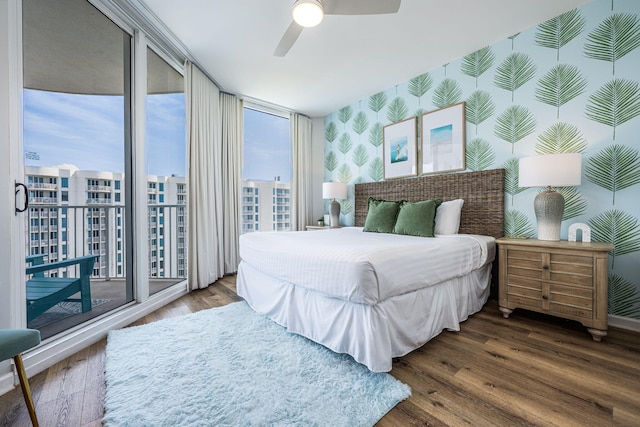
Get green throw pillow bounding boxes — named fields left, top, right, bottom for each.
left=392, top=199, right=442, bottom=237
left=363, top=197, right=401, bottom=233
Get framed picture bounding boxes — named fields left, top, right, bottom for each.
left=420, top=102, right=466, bottom=175
left=383, top=117, right=417, bottom=180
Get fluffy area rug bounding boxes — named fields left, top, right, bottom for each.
left=104, top=301, right=410, bottom=426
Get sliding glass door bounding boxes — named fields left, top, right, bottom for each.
left=20, top=0, right=187, bottom=338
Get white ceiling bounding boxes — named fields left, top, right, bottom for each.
left=140, top=0, right=590, bottom=117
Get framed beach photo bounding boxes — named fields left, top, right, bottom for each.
left=420, top=102, right=466, bottom=175
left=383, top=117, right=417, bottom=180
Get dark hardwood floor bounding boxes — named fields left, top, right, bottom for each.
left=1, top=275, right=639, bottom=426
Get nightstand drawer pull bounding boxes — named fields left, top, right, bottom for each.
left=542, top=294, right=549, bottom=300
left=542, top=265, right=549, bottom=270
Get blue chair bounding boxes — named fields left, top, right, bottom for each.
left=0, top=329, right=41, bottom=426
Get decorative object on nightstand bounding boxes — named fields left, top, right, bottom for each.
left=323, top=182, right=347, bottom=228
left=496, top=238, right=613, bottom=342
left=519, top=153, right=582, bottom=241
left=317, top=217, right=324, bottom=226
left=568, top=223, right=591, bottom=242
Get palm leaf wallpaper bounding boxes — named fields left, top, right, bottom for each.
left=323, top=0, right=640, bottom=319
left=535, top=9, right=586, bottom=61
left=535, top=64, right=587, bottom=118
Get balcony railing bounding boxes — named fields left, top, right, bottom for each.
left=28, top=182, right=57, bottom=189
left=25, top=204, right=187, bottom=280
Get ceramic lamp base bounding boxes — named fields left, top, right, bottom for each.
left=329, top=199, right=341, bottom=227
left=534, top=188, right=564, bottom=241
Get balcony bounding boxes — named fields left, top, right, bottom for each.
left=28, top=182, right=57, bottom=190
left=87, top=185, right=112, bottom=192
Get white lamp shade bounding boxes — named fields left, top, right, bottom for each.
left=322, top=182, right=347, bottom=200
left=519, top=153, right=582, bottom=188
left=292, top=0, right=324, bottom=27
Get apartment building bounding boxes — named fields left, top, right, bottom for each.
left=25, top=164, right=187, bottom=279
left=241, top=179, right=291, bottom=233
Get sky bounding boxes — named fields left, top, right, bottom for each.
left=23, top=90, right=291, bottom=183
left=242, top=107, right=292, bottom=183
left=23, top=89, right=186, bottom=177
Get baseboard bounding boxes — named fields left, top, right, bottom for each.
left=0, top=282, right=189, bottom=397
left=609, top=314, right=640, bottom=333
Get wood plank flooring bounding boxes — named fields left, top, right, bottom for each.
left=1, top=274, right=639, bottom=426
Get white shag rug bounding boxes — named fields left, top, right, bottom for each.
left=104, top=301, right=410, bottom=426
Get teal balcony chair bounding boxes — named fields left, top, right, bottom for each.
left=0, top=329, right=41, bottom=426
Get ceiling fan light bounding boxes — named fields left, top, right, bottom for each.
left=292, top=0, right=324, bottom=28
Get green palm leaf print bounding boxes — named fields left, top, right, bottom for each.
left=465, top=138, right=495, bottom=172
left=338, top=133, right=352, bottom=159
left=338, top=106, right=353, bottom=128
left=535, top=122, right=588, bottom=154
left=337, top=163, right=353, bottom=183
left=325, top=151, right=338, bottom=172
left=387, top=97, right=409, bottom=123
left=494, top=52, right=536, bottom=102
left=608, top=274, right=640, bottom=318
left=433, top=78, right=463, bottom=109
left=503, top=158, right=526, bottom=205
left=535, top=9, right=586, bottom=60
left=465, top=90, right=495, bottom=135
left=494, top=105, right=537, bottom=154
left=585, top=144, right=640, bottom=204
left=368, top=123, right=383, bottom=149
left=535, top=64, right=587, bottom=119
left=369, top=92, right=387, bottom=118
left=341, top=199, right=353, bottom=215
left=585, top=13, right=640, bottom=75
left=585, top=78, right=640, bottom=140
left=368, top=157, right=383, bottom=182
left=505, top=209, right=535, bottom=238
left=325, top=122, right=338, bottom=143
left=352, top=112, right=369, bottom=136
left=460, top=46, right=495, bottom=87
left=556, top=187, right=587, bottom=221
left=589, top=209, right=640, bottom=268
left=352, top=144, right=369, bottom=171
left=408, top=73, right=433, bottom=105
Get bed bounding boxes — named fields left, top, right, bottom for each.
left=237, top=169, right=505, bottom=372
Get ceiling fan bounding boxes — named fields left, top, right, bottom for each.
left=274, top=0, right=402, bottom=57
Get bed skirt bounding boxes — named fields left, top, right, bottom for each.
left=237, top=260, right=491, bottom=372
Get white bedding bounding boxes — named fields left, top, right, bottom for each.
left=239, top=227, right=494, bottom=304
left=237, top=227, right=496, bottom=372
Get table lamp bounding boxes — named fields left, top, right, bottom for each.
left=519, top=153, right=582, bottom=241
left=322, top=182, right=347, bottom=227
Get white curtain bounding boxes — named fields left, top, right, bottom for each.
left=220, top=93, right=242, bottom=273
left=185, top=62, right=224, bottom=289
left=291, top=113, right=313, bottom=230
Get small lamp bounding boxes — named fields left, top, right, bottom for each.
left=519, top=153, right=582, bottom=241
left=322, top=182, right=347, bottom=228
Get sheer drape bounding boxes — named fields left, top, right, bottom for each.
left=291, top=113, right=313, bottom=230
left=185, top=62, right=224, bottom=289
left=220, top=93, right=242, bottom=273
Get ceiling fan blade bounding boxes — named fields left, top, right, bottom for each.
left=273, top=21, right=304, bottom=57
left=323, top=0, right=401, bottom=15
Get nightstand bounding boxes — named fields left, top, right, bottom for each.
left=496, top=238, right=613, bottom=341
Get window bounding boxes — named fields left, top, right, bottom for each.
left=61, top=177, right=68, bottom=188
left=242, top=107, right=291, bottom=234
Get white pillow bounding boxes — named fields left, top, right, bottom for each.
left=435, top=199, right=464, bottom=235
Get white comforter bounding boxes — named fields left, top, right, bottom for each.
left=239, top=227, right=494, bottom=304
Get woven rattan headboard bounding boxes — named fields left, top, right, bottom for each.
left=354, top=169, right=505, bottom=238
